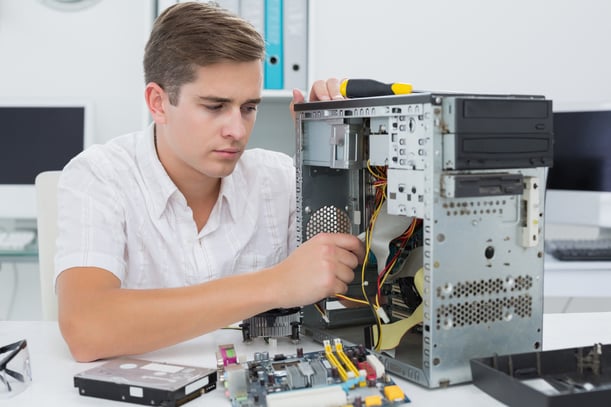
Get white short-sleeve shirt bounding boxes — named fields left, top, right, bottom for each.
left=54, top=124, right=296, bottom=288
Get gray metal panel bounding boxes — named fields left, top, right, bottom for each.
left=295, top=92, right=548, bottom=388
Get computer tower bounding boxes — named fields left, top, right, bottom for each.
left=294, top=92, right=553, bottom=388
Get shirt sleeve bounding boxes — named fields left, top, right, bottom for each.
left=54, top=148, right=128, bottom=286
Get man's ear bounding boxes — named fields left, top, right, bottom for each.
left=145, top=82, right=167, bottom=125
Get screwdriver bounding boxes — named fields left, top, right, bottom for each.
left=339, top=79, right=413, bottom=98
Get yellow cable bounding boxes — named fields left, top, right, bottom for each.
left=373, top=268, right=424, bottom=351
left=335, top=294, right=369, bottom=306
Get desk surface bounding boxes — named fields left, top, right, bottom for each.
left=2, top=312, right=611, bottom=406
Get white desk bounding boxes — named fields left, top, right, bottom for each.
left=2, top=313, right=611, bottom=406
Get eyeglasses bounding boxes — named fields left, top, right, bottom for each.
left=0, top=340, right=32, bottom=398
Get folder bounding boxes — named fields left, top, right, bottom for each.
left=264, top=0, right=283, bottom=89
left=161, top=1, right=239, bottom=15
left=283, top=0, right=307, bottom=91
left=240, top=0, right=264, bottom=37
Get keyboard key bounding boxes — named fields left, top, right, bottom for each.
left=0, top=230, right=36, bottom=251
left=546, top=239, right=611, bottom=261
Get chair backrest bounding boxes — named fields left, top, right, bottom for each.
left=35, top=170, right=61, bottom=321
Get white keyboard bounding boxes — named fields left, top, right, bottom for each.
left=0, top=230, right=36, bottom=251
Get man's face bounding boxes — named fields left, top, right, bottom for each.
left=156, top=60, right=263, bottom=183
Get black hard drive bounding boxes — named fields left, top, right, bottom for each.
left=74, top=358, right=217, bottom=406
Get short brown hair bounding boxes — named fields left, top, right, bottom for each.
left=144, top=2, right=265, bottom=105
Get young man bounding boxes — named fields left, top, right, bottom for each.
left=55, top=2, right=364, bottom=362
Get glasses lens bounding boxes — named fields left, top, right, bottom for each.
left=0, top=341, right=31, bottom=398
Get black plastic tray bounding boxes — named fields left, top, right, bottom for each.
left=471, top=343, right=611, bottom=407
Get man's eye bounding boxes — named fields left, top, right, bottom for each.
left=242, top=105, right=258, bottom=113
left=205, top=104, right=223, bottom=111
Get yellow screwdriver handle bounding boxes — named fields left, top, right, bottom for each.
left=340, top=79, right=413, bottom=98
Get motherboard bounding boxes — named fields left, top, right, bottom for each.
left=218, top=339, right=410, bottom=407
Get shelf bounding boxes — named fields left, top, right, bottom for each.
left=261, top=89, right=294, bottom=100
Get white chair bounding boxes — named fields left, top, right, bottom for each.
left=35, top=170, right=61, bottom=321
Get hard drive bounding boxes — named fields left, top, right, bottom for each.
left=74, top=358, right=217, bottom=406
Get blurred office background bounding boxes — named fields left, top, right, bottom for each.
left=1, top=0, right=611, bottom=320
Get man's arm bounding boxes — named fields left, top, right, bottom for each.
left=57, top=232, right=363, bottom=362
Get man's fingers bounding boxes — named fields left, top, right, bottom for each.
left=333, top=280, right=348, bottom=295
left=326, top=77, right=343, bottom=100
left=337, top=248, right=360, bottom=270
left=332, top=233, right=366, bottom=263
left=336, top=264, right=356, bottom=285
left=289, top=88, right=305, bottom=120
left=309, top=78, right=344, bottom=101
left=308, top=80, right=328, bottom=101
left=292, top=88, right=305, bottom=104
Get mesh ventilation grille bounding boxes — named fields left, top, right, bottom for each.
left=436, top=276, right=533, bottom=299
left=436, top=295, right=532, bottom=330
left=305, top=205, right=351, bottom=240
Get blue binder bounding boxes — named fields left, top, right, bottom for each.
left=264, top=0, right=283, bottom=89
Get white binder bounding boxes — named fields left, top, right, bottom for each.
left=283, top=0, right=307, bottom=91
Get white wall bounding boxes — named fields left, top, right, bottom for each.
left=309, top=0, right=611, bottom=109
left=3, top=0, right=609, bottom=143
left=0, top=0, right=154, bottom=145
left=2, top=0, right=611, bottom=320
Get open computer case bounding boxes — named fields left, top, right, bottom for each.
left=293, top=92, right=554, bottom=388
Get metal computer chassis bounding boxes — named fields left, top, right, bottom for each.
left=294, top=92, right=553, bottom=388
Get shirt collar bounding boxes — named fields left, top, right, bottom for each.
left=217, top=165, right=240, bottom=223
left=137, top=123, right=180, bottom=219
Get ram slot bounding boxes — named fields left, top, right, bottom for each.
left=333, top=339, right=365, bottom=387
left=323, top=339, right=348, bottom=381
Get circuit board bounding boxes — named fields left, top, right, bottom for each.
left=219, top=339, right=411, bottom=407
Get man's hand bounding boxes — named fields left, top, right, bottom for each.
left=307, top=77, right=345, bottom=102
left=289, top=77, right=345, bottom=119
left=268, top=233, right=365, bottom=308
